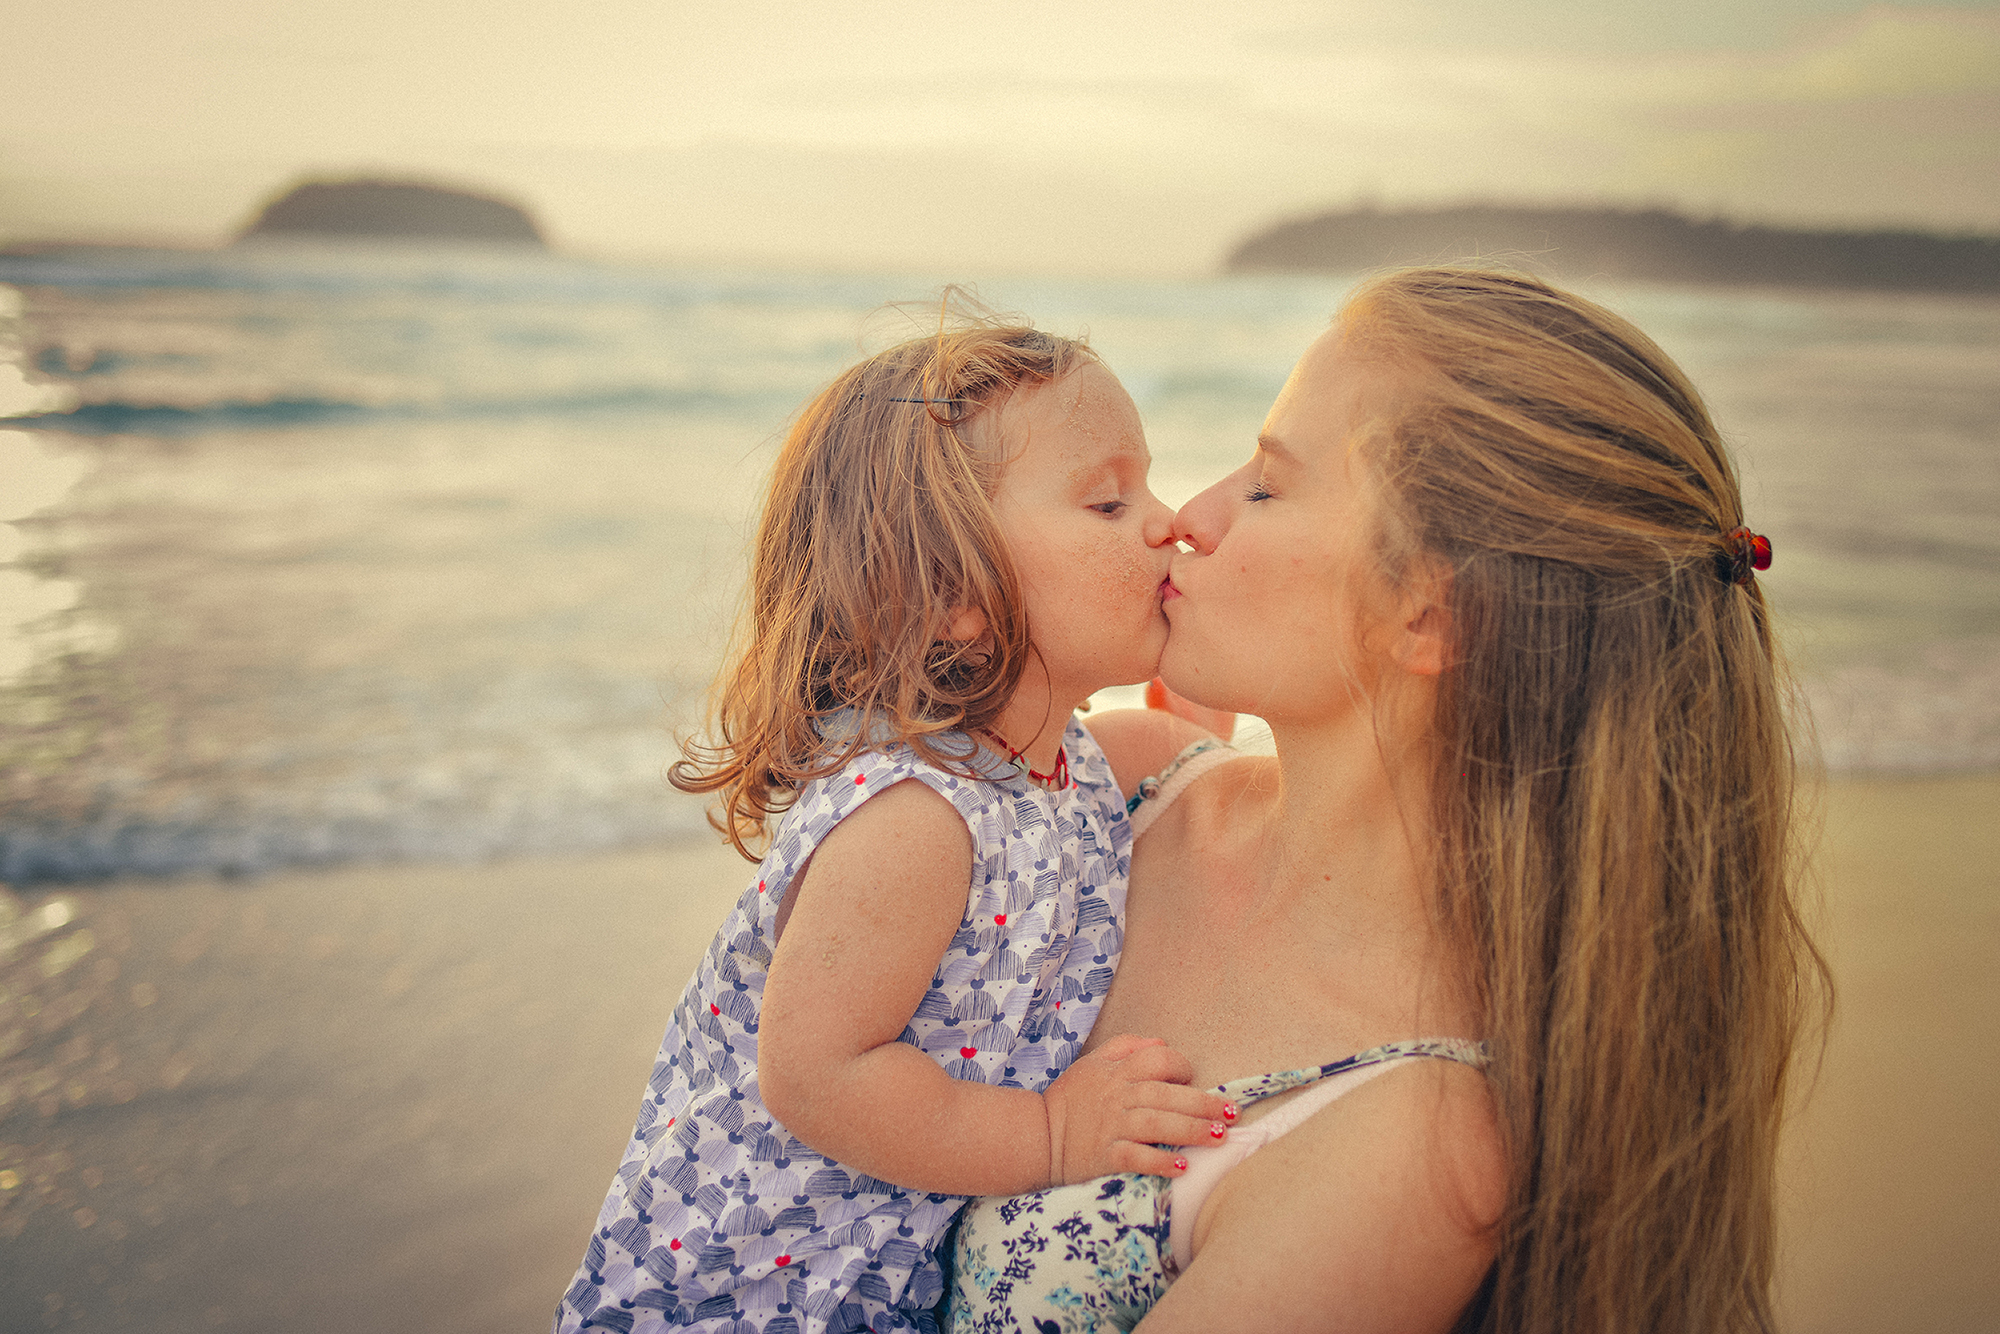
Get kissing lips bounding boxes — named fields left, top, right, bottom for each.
left=1159, top=576, right=1182, bottom=603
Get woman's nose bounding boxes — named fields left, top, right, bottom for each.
left=1143, top=493, right=1177, bottom=548
left=1174, top=479, right=1229, bottom=555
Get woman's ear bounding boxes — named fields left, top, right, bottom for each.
left=1387, top=563, right=1451, bottom=678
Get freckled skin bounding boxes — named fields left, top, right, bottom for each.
left=1165, top=326, right=1406, bottom=723
left=987, top=363, right=1177, bottom=719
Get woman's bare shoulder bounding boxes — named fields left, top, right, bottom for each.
left=1167, top=751, right=1277, bottom=827
left=1125, top=751, right=1277, bottom=869
left=1144, top=1058, right=1503, bottom=1333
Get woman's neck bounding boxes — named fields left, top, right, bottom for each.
left=1252, top=701, right=1442, bottom=943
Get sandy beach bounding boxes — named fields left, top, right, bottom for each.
left=2, top=775, right=1995, bottom=1333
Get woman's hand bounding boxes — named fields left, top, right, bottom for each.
left=1043, top=1034, right=1234, bottom=1183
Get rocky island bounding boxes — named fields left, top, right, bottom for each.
left=1227, top=204, right=2000, bottom=293
left=237, top=178, right=546, bottom=247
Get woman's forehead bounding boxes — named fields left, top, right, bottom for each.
left=1268, top=326, right=1407, bottom=451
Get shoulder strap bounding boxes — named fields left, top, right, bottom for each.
left=1126, top=737, right=1235, bottom=837
left=1216, top=1038, right=1489, bottom=1108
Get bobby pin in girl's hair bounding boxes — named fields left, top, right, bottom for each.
left=855, top=392, right=969, bottom=423
left=847, top=391, right=968, bottom=405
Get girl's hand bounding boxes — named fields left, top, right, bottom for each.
left=1043, top=1034, right=1235, bottom=1183
left=1144, top=677, right=1237, bottom=742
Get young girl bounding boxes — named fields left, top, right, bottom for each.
left=554, top=316, right=1232, bottom=1334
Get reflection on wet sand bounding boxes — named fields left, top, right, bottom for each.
left=0, top=892, right=151, bottom=1141
left=0, top=841, right=751, bottom=1331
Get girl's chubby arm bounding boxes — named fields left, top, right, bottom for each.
left=1137, top=1060, right=1506, bottom=1334
left=1086, top=680, right=1237, bottom=801
left=758, top=777, right=1230, bottom=1197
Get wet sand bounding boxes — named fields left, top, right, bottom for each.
left=0, top=840, right=754, bottom=1332
left=1774, top=777, right=2000, bottom=1334
left=1, top=776, right=1995, bottom=1333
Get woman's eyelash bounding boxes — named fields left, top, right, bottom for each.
left=1244, top=481, right=1274, bottom=502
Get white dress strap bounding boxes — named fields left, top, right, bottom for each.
left=1127, top=737, right=1234, bottom=839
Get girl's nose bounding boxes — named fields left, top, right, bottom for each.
left=1143, top=493, right=1177, bottom=549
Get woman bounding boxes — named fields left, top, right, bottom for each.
left=948, top=268, right=1827, bottom=1333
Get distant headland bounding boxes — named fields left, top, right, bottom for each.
left=237, top=178, right=546, bottom=247
left=1226, top=204, right=2000, bottom=293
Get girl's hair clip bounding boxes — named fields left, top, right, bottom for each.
left=851, top=391, right=966, bottom=405
left=1717, top=526, right=1773, bottom=586
left=853, top=391, right=969, bottom=423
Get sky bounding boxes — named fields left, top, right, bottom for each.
left=3, top=0, right=1998, bottom=274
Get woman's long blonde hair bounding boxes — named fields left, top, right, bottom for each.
left=1345, top=269, right=1829, bottom=1334
left=672, top=313, right=1094, bottom=857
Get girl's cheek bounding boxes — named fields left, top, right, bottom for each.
left=1041, top=523, right=1159, bottom=605
left=1091, top=532, right=1160, bottom=599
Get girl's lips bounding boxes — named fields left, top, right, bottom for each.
left=1160, top=576, right=1182, bottom=602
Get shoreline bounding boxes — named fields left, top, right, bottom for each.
left=1, top=773, right=1994, bottom=1332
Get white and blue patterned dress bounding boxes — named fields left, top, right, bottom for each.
left=555, top=717, right=1132, bottom=1334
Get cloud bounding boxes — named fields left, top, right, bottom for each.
left=2, top=0, right=1995, bottom=267
left=1755, top=8, right=2000, bottom=100
left=1524, top=7, right=2000, bottom=108
left=1244, top=0, right=1909, bottom=57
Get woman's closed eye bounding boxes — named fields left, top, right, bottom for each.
left=1243, top=480, right=1274, bottom=503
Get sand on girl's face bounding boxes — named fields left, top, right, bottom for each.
left=1, top=778, right=1994, bottom=1333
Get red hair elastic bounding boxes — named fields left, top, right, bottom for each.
left=1719, top=527, right=1773, bottom=586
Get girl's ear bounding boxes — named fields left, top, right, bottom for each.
left=943, top=607, right=988, bottom=642
left=1386, top=562, right=1451, bottom=678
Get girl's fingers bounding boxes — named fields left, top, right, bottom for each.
left=1124, top=1109, right=1229, bottom=1148
left=1115, top=1043, right=1197, bottom=1086
left=1108, top=1141, right=1189, bottom=1178
left=1123, top=1079, right=1230, bottom=1122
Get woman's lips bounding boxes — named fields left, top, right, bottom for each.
left=1160, top=576, right=1182, bottom=603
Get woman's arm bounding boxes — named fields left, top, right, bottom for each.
left=1139, top=1060, right=1505, bottom=1334
left=758, top=778, right=1229, bottom=1196
left=1087, top=676, right=1236, bottom=801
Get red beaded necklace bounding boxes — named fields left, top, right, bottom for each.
left=978, top=727, right=1072, bottom=790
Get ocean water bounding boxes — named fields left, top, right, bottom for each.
left=1, top=244, right=1995, bottom=882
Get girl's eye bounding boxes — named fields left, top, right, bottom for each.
left=1243, top=481, right=1274, bottom=503
left=1090, top=500, right=1128, bottom=516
